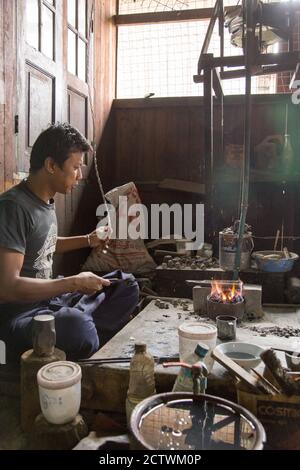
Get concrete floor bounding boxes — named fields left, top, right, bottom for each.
left=0, top=396, right=28, bottom=450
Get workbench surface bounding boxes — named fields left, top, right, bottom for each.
left=81, top=300, right=300, bottom=412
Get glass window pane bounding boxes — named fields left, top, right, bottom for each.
left=26, top=0, right=39, bottom=50
left=68, top=29, right=76, bottom=75
left=68, top=0, right=76, bottom=27
left=41, top=5, right=54, bottom=60
left=78, top=0, right=87, bottom=37
left=78, top=39, right=86, bottom=82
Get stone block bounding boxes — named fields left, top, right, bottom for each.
left=193, top=284, right=263, bottom=320
left=244, top=284, right=263, bottom=319
left=193, top=286, right=210, bottom=314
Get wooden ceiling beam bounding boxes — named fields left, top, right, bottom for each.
left=115, top=1, right=300, bottom=26
left=114, top=6, right=236, bottom=26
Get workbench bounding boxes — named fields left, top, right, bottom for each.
left=81, top=300, right=300, bottom=413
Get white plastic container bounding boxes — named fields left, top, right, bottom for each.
left=178, top=321, right=217, bottom=361
left=37, top=361, right=82, bottom=425
left=172, top=342, right=210, bottom=393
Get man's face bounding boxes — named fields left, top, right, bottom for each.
left=53, top=151, right=84, bottom=194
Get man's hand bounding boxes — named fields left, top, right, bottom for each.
left=72, top=272, right=111, bottom=295
left=87, top=226, right=111, bottom=249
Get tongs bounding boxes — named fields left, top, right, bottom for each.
left=99, top=277, right=136, bottom=290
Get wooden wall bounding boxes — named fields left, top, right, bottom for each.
left=1, top=0, right=300, bottom=275
left=105, top=95, right=300, bottom=266
left=0, top=0, right=3, bottom=193
left=0, top=0, right=16, bottom=193
left=0, top=0, right=117, bottom=276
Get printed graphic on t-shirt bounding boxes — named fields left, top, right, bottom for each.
left=33, top=223, right=57, bottom=279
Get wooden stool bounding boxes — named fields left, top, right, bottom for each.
left=20, top=348, right=66, bottom=432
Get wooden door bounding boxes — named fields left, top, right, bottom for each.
left=16, top=0, right=65, bottom=176
left=16, top=0, right=93, bottom=238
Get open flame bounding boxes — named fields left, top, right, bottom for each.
left=210, top=280, right=243, bottom=304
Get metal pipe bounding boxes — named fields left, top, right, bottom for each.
left=233, top=0, right=256, bottom=280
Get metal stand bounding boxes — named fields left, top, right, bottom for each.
left=194, top=0, right=300, bottom=277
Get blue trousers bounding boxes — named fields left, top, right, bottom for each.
left=0, top=271, right=139, bottom=362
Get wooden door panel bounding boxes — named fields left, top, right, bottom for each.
left=27, top=65, right=55, bottom=150
left=68, top=88, right=89, bottom=175
left=68, top=89, right=87, bottom=138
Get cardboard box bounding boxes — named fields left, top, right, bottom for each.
left=237, top=389, right=300, bottom=450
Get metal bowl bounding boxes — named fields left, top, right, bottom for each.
left=252, top=251, right=299, bottom=272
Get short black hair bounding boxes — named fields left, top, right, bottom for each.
left=30, top=123, right=91, bottom=173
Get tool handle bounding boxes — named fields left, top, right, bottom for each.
left=162, top=361, right=191, bottom=369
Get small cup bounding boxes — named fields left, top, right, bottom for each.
left=216, top=315, right=237, bottom=341
left=32, top=315, right=56, bottom=357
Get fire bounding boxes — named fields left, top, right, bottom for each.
left=210, top=280, right=243, bottom=304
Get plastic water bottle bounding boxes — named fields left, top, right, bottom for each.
left=126, top=343, right=156, bottom=428
left=172, top=342, right=210, bottom=393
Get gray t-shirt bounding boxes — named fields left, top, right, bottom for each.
left=0, top=180, right=57, bottom=318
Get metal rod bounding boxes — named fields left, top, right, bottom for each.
left=78, top=355, right=179, bottom=364
left=271, top=347, right=300, bottom=355
left=233, top=0, right=255, bottom=280
left=273, top=229, right=280, bottom=251
left=196, top=51, right=300, bottom=72
left=198, top=0, right=222, bottom=73
left=251, top=368, right=281, bottom=394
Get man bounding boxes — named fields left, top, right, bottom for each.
left=0, top=123, right=139, bottom=362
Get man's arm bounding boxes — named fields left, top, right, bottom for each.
left=56, top=229, right=107, bottom=254
left=55, top=235, right=89, bottom=254
left=0, top=248, right=110, bottom=304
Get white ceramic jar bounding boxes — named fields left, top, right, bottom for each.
left=37, top=361, right=82, bottom=425
left=178, top=321, right=217, bottom=361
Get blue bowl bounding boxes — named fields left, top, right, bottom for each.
left=252, top=251, right=299, bottom=272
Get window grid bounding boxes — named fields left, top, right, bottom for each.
left=117, top=20, right=277, bottom=98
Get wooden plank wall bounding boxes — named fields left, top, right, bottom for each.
left=0, top=0, right=4, bottom=193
